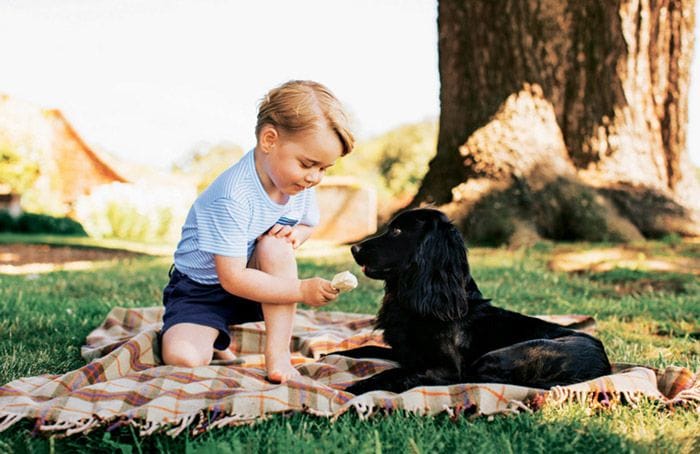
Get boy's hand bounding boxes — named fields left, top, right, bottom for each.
left=300, top=278, right=339, bottom=307
left=263, top=224, right=302, bottom=249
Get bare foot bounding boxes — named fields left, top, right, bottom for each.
left=265, top=351, right=301, bottom=383
left=210, top=348, right=243, bottom=365
left=214, top=348, right=237, bottom=361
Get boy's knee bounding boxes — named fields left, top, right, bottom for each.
left=161, top=339, right=211, bottom=367
left=165, top=354, right=208, bottom=368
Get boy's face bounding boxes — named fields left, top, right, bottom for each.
left=260, top=123, right=343, bottom=197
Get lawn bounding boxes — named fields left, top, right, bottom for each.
left=0, top=237, right=698, bottom=453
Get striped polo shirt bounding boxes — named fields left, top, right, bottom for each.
left=173, top=149, right=320, bottom=284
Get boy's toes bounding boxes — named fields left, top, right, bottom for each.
left=266, top=366, right=301, bottom=384
left=213, top=348, right=237, bottom=361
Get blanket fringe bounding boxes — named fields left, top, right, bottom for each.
left=507, top=400, right=534, bottom=414
left=547, top=386, right=700, bottom=413
left=204, top=413, right=262, bottom=432
left=5, top=383, right=698, bottom=437
left=349, top=398, right=376, bottom=421
left=547, top=387, right=631, bottom=409
left=165, top=414, right=196, bottom=437
left=136, top=419, right=162, bottom=437
left=39, top=416, right=107, bottom=437
left=670, top=388, right=700, bottom=412
left=303, top=406, right=334, bottom=419
left=40, top=419, right=80, bottom=432
left=0, top=414, right=23, bottom=432
left=65, top=417, right=100, bottom=436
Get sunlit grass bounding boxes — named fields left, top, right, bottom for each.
left=0, top=232, right=176, bottom=256
left=0, top=238, right=698, bottom=452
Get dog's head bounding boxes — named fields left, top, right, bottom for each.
left=351, top=208, right=482, bottom=321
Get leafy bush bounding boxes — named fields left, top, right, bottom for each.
left=0, top=210, right=17, bottom=232
left=0, top=147, right=40, bottom=194
left=73, top=182, right=195, bottom=243
left=19, top=181, right=72, bottom=217
left=0, top=210, right=86, bottom=235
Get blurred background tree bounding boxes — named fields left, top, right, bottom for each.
left=172, top=141, right=244, bottom=193
left=413, top=0, right=700, bottom=245
left=169, top=126, right=438, bottom=223
left=0, top=146, right=39, bottom=195
left=329, top=120, right=437, bottom=221
left=0, top=98, right=47, bottom=202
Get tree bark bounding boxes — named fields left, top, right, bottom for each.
left=413, top=0, right=699, bottom=244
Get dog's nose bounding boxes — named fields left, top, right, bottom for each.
left=351, top=244, right=361, bottom=256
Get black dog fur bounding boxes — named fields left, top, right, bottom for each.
left=334, top=208, right=612, bottom=395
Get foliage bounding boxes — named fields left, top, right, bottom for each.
left=0, top=239, right=698, bottom=451
left=0, top=210, right=86, bottom=235
left=454, top=177, right=649, bottom=246
left=73, top=182, right=195, bottom=243
left=0, top=211, right=14, bottom=231
left=166, top=121, right=437, bottom=216
left=18, top=182, right=72, bottom=217
left=172, top=142, right=245, bottom=193
left=329, top=120, right=438, bottom=211
left=0, top=147, right=40, bottom=194
left=0, top=98, right=58, bottom=213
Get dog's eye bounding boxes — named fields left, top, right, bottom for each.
left=390, top=228, right=401, bottom=237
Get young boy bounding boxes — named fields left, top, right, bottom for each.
left=161, top=80, right=354, bottom=382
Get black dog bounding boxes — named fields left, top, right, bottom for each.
left=334, top=208, right=611, bottom=395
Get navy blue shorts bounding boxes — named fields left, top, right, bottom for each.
left=161, top=267, right=264, bottom=350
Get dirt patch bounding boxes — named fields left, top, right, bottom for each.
left=549, top=247, right=700, bottom=275
left=608, top=278, right=688, bottom=296
left=549, top=245, right=698, bottom=296
left=0, top=243, right=143, bottom=265
left=0, top=243, right=145, bottom=275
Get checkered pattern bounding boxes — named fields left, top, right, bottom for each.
left=0, top=307, right=697, bottom=437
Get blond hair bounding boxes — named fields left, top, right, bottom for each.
left=256, top=80, right=354, bottom=155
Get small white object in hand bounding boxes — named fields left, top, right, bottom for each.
left=331, top=271, right=358, bottom=292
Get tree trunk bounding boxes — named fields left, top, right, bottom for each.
left=413, top=0, right=699, bottom=244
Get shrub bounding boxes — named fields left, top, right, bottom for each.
left=0, top=147, right=40, bottom=194
left=0, top=210, right=18, bottom=232
left=0, top=210, right=86, bottom=235
left=19, top=181, right=72, bottom=217
left=73, top=182, right=195, bottom=243
left=16, top=212, right=87, bottom=235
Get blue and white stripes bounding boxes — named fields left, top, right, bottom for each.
left=174, top=149, right=319, bottom=284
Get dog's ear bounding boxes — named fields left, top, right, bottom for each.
left=398, top=219, right=469, bottom=321
left=466, top=274, right=489, bottom=302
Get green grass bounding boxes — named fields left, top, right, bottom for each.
left=0, top=232, right=175, bottom=256
left=0, top=239, right=698, bottom=453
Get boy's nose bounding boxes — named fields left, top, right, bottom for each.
left=305, top=172, right=321, bottom=185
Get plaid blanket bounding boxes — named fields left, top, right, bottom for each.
left=0, top=307, right=698, bottom=437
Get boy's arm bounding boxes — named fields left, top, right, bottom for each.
left=214, top=255, right=334, bottom=306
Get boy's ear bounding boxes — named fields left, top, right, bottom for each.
left=259, top=124, right=279, bottom=152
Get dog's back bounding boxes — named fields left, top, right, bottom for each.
left=461, top=302, right=611, bottom=388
